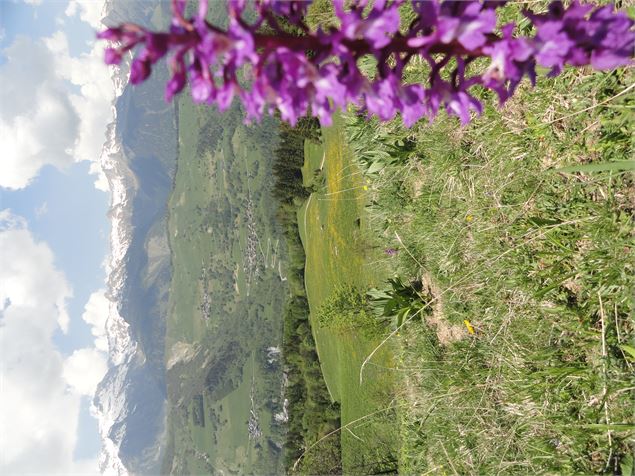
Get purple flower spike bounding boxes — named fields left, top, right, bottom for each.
left=590, top=10, right=635, bottom=69
left=446, top=90, right=482, bottom=126
left=362, top=3, right=402, bottom=49
left=104, top=47, right=122, bottom=65
left=165, top=51, right=187, bottom=101
left=216, top=82, right=236, bottom=112
left=525, top=0, right=634, bottom=74
left=130, top=56, right=151, bottom=84
left=166, top=72, right=186, bottom=102
left=145, top=33, right=170, bottom=63
left=190, top=75, right=213, bottom=103
left=435, top=1, right=497, bottom=50
left=97, top=27, right=123, bottom=41
left=482, top=23, right=534, bottom=102
left=400, top=84, right=426, bottom=127
left=455, top=2, right=497, bottom=50
left=98, top=0, right=635, bottom=128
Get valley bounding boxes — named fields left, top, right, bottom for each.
left=162, top=98, right=287, bottom=475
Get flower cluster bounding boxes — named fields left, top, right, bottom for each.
left=99, top=0, right=634, bottom=127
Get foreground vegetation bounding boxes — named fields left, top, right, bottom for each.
left=343, top=51, right=634, bottom=476
left=293, top=2, right=634, bottom=474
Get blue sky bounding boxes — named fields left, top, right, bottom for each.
left=1, top=163, right=109, bottom=355
left=0, top=0, right=116, bottom=471
left=1, top=0, right=94, bottom=57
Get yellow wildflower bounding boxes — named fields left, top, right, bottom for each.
left=464, top=320, right=475, bottom=335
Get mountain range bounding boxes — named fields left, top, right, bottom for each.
left=93, top=1, right=176, bottom=474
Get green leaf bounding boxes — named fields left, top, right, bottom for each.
left=620, top=454, right=633, bottom=476
left=396, top=307, right=410, bottom=327
left=619, top=344, right=635, bottom=361
left=554, top=160, right=635, bottom=173
left=527, top=217, right=562, bottom=227
left=582, top=423, right=635, bottom=431
left=366, top=161, right=386, bottom=175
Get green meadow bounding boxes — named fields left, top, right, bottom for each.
left=298, top=115, right=399, bottom=474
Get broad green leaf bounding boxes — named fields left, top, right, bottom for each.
left=620, top=454, right=633, bottom=476
left=396, top=307, right=409, bottom=327
left=582, top=423, right=635, bottom=431
left=366, top=161, right=386, bottom=174
left=554, top=160, right=635, bottom=173
left=619, top=344, right=635, bottom=361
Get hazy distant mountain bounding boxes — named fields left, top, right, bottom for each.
left=93, top=1, right=176, bottom=474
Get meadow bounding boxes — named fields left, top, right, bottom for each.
left=297, top=115, right=400, bottom=474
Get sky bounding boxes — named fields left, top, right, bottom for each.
left=0, top=0, right=116, bottom=473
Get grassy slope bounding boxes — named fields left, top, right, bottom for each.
left=298, top=114, right=399, bottom=474
left=353, top=50, right=635, bottom=474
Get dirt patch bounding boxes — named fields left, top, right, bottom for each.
left=167, top=341, right=199, bottom=370
left=409, top=162, right=427, bottom=199
left=421, top=273, right=465, bottom=346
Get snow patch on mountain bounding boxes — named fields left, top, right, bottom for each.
left=92, top=43, right=136, bottom=476
left=91, top=2, right=179, bottom=472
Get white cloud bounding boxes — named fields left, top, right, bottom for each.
left=91, top=161, right=110, bottom=192
left=0, top=36, right=80, bottom=190
left=0, top=209, right=72, bottom=333
left=45, top=31, right=114, bottom=192
left=65, top=0, right=104, bottom=29
left=35, top=201, right=49, bottom=218
left=82, top=290, right=110, bottom=352
left=22, top=0, right=43, bottom=5
left=0, top=9, right=114, bottom=192
left=63, top=348, right=108, bottom=396
left=0, top=208, right=27, bottom=229
left=0, top=210, right=101, bottom=474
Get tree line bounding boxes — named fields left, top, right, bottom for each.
left=272, top=118, right=342, bottom=474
